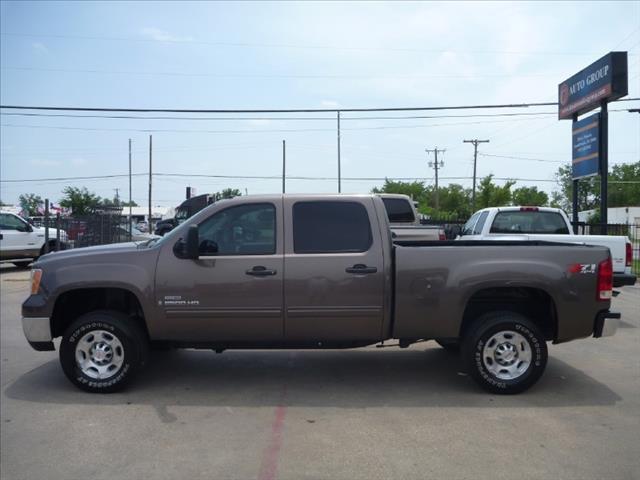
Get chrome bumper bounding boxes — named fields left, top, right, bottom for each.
left=22, top=317, right=52, bottom=342
left=594, top=311, right=621, bottom=338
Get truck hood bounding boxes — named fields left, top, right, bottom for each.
left=34, top=241, right=150, bottom=267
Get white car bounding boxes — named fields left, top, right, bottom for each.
left=458, top=206, right=635, bottom=288
left=0, top=211, right=67, bottom=268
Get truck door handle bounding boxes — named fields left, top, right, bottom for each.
left=246, top=266, right=277, bottom=276
left=345, top=264, right=378, bottom=274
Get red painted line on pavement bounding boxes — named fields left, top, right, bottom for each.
left=257, top=395, right=288, bottom=480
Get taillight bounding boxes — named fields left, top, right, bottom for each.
left=519, top=207, right=539, bottom=212
left=626, top=242, right=632, bottom=268
left=439, top=232, right=446, bottom=241
left=597, top=258, right=613, bottom=301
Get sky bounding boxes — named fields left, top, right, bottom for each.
left=1, top=1, right=639, bottom=209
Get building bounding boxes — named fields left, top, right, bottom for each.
left=578, top=207, right=640, bottom=225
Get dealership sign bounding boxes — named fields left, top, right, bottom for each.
left=572, top=113, right=600, bottom=179
left=558, top=52, right=628, bottom=119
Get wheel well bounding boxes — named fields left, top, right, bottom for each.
left=460, top=287, right=557, bottom=341
left=50, top=288, right=149, bottom=339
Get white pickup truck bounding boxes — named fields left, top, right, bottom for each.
left=377, top=194, right=445, bottom=241
left=0, top=211, right=67, bottom=268
left=458, top=206, right=636, bottom=288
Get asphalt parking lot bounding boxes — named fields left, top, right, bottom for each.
left=1, top=264, right=639, bottom=480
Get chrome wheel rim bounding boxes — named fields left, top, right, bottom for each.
left=75, top=330, right=124, bottom=380
left=482, top=330, right=532, bottom=380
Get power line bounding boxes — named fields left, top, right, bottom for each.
left=2, top=66, right=560, bottom=79
left=0, top=32, right=617, bottom=56
left=2, top=171, right=638, bottom=184
left=0, top=111, right=561, bottom=121
left=479, top=153, right=565, bottom=163
left=1, top=98, right=635, bottom=114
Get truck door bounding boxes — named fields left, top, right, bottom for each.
left=0, top=213, right=38, bottom=258
left=154, top=200, right=284, bottom=342
left=283, top=198, right=385, bottom=342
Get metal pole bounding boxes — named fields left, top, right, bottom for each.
left=44, top=199, right=49, bottom=254
left=571, top=113, right=579, bottom=233
left=282, top=139, right=286, bottom=194
left=55, top=213, right=60, bottom=251
left=463, top=139, right=489, bottom=212
left=434, top=148, right=439, bottom=212
left=337, top=111, right=341, bottom=193
left=600, top=101, right=608, bottom=234
left=128, top=138, right=132, bottom=241
left=148, top=134, right=152, bottom=232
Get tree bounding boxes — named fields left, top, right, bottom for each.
left=552, top=164, right=600, bottom=213
left=476, top=175, right=516, bottom=209
left=512, top=186, right=549, bottom=206
left=121, top=200, right=139, bottom=207
left=372, top=179, right=428, bottom=202
left=213, top=188, right=242, bottom=201
left=59, top=187, right=102, bottom=215
left=18, top=193, right=44, bottom=216
left=608, top=161, right=640, bottom=207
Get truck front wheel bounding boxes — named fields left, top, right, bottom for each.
left=59, top=310, right=148, bottom=393
left=462, top=312, right=547, bottom=394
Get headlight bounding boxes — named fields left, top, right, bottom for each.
left=30, top=269, right=43, bottom=294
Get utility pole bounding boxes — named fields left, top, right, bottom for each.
left=463, top=139, right=490, bottom=211
left=148, top=135, right=152, bottom=230
left=337, top=111, right=341, bottom=193
left=426, top=147, right=446, bottom=212
left=282, top=139, right=286, bottom=194
left=128, top=139, right=132, bottom=240
left=114, top=188, right=120, bottom=204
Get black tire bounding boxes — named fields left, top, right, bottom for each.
left=12, top=261, right=32, bottom=269
left=435, top=339, right=460, bottom=353
left=59, top=310, right=148, bottom=393
left=462, top=311, right=548, bottom=394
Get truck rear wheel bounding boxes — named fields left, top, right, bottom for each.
left=462, top=312, right=547, bottom=394
left=59, top=310, right=148, bottom=393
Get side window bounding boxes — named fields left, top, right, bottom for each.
left=473, top=211, right=489, bottom=235
left=461, top=212, right=480, bottom=236
left=293, top=201, right=372, bottom=254
left=198, top=203, right=276, bottom=255
left=0, top=214, right=28, bottom=231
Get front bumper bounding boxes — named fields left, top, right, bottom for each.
left=593, top=311, right=621, bottom=338
left=613, top=273, right=637, bottom=288
left=22, top=317, right=54, bottom=351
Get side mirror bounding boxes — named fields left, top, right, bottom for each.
left=174, top=225, right=200, bottom=259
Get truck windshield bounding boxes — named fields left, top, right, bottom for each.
left=381, top=198, right=415, bottom=223
left=490, top=211, right=570, bottom=234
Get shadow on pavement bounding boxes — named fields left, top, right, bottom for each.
left=4, top=348, right=622, bottom=413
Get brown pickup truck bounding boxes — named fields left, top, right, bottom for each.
left=22, top=194, right=620, bottom=394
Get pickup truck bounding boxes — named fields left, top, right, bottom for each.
left=22, top=195, right=620, bottom=394
left=376, top=194, right=445, bottom=241
left=0, top=211, right=67, bottom=268
left=458, top=206, right=636, bottom=288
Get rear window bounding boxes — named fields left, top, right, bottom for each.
left=489, top=211, right=570, bottom=234
left=293, top=201, right=372, bottom=253
left=381, top=197, right=415, bottom=223
left=473, top=211, right=489, bottom=234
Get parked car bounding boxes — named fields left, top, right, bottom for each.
left=458, top=206, right=636, bottom=288
left=0, top=211, right=67, bottom=268
left=376, top=194, right=445, bottom=241
left=22, top=194, right=621, bottom=394
left=116, top=224, right=160, bottom=242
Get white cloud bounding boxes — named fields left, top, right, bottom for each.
left=246, top=119, right=271, bottom=127
left=30, top=159, right=61, bottom=167
left=321, top=100, right=341, bottom=108
left=32, top=42, right=49, bottom=54
left=140, top=27, right=195, bottom=43
left=71, top=158, right=87, bottom=166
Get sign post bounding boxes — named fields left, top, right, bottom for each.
left=558, top=52, right=628, bottom=233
